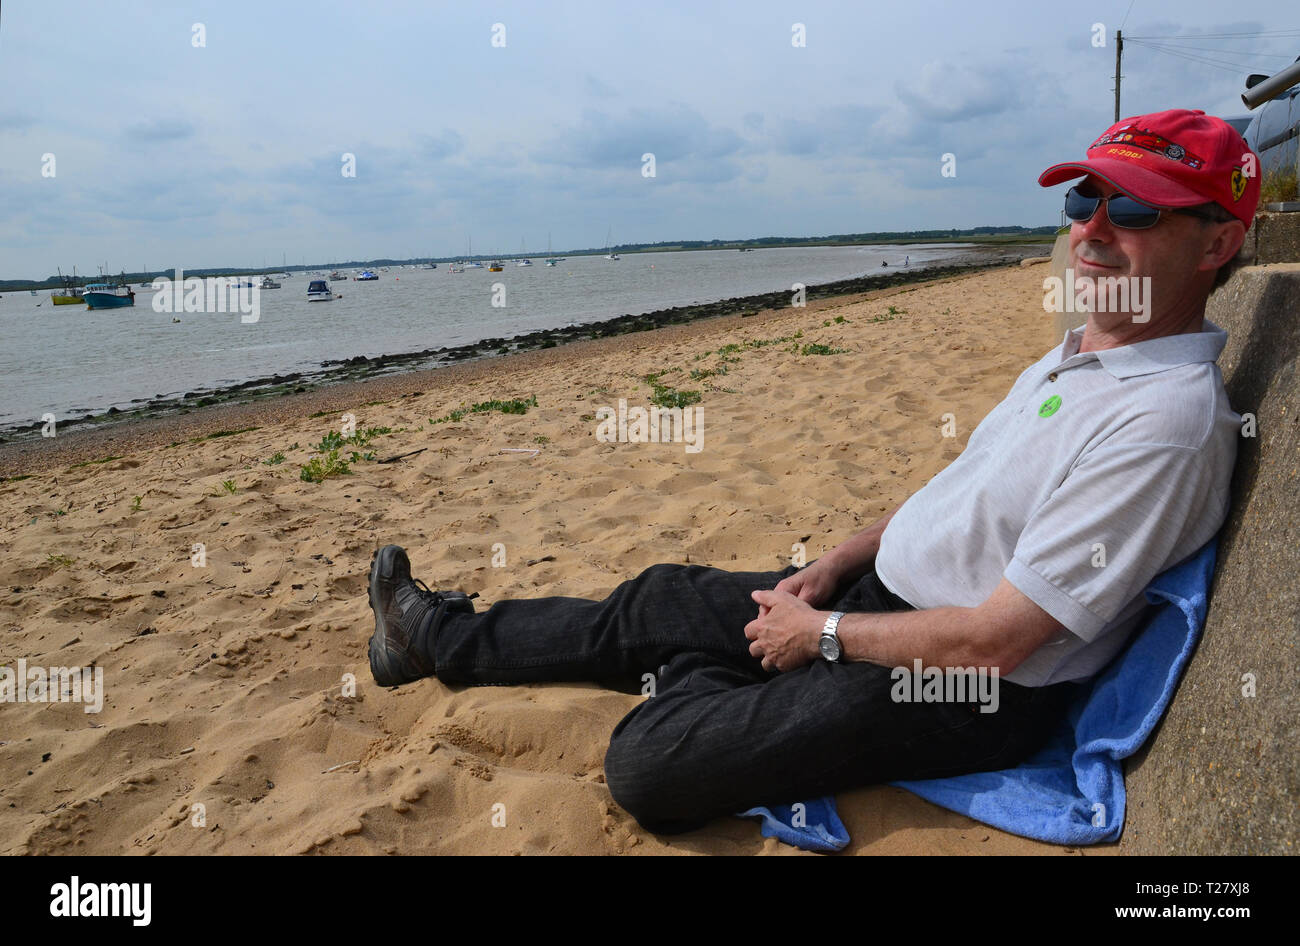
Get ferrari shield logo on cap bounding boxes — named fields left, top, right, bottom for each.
left=1230, top=167, right=1247, bottom=201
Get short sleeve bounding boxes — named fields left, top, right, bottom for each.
left=1003, top=441, right=1224, bottom=640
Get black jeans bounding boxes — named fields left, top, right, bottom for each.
left=432, top=562, right=1078, bottom=834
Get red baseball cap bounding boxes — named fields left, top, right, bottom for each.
left=1039, top=108, right=1260, bottom=226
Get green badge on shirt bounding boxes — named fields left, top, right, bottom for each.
left=1038, top=395, right=1062, bottom=417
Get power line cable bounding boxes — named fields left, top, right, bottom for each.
left=1126, top=38, right=1274, bottom=74
left=1128, top=41, right=1278, bottom=71
left=1126, top=29, right=1300, bottom=40
left=1120, top=0, right=1137, bottom=32
left=1128, top=40, right=1295, bottom=59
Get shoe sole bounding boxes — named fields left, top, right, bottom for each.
left=367, top=545, right=410, bottom=686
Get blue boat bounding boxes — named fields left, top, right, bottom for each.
left=355, top=270, right=379, bottom=281
left=83, top=282, right=136, bottom=309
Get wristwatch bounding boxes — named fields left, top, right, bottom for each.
left=819, top=611, right=845, bottom=662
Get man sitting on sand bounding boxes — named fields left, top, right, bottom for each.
left=364, top=109, right=1257, bottom=834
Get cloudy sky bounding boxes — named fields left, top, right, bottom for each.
left=1, top=1, right=1295, bottom=279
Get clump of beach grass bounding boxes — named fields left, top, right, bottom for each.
left=429, top=395, right=538, bottom=425
left=642, top=372, right=702, bottom=409
left=300, top=450, right=352, bottom=483
left=189, top=426, right=260, bottom=444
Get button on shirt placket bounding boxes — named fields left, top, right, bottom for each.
left=1032, top=353, right=1095, bottom=412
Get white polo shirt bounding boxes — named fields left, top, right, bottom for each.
left=874, top=319, right=1238, bottom=687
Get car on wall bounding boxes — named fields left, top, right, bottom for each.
left=1241, top=55, right=1300, bottom=180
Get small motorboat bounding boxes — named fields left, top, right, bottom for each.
left=260, top=276, right=281, bottom=289
left=448, top=262, right=465, bottom=273
left=355, top=270, right=379, bottom=281
left=329, top=271, right=346, bottom=281
left=307, top=279, right=335, bottom=302
left=517, top=258, right=532, bottom=267
left=488, top=261, right=504, bottom=272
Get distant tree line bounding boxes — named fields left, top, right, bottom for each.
left=2, top=225, right=1057, bottom=289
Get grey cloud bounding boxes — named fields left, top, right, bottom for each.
left=0, top=112, right=38, bottom=131
left=124, top=118, right=196, bottom=142
left=584, top=74, right=618, bottom=98
left=417, top=129, right=465, bottom=161
left=893, top=62, right=1020, bottom=123
left=533, top=103, right=743, bottom=170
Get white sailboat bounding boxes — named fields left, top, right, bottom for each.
left=604, top=226, right=620, bottom=260
left=463, top=234, right=483, bottom=268
left=545, top=232, right=563, bottom=266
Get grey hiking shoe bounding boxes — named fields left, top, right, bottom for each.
left=367, top=545, right=477, bottom=687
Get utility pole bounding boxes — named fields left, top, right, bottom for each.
left=1114, top=29, right=1123, bottom=122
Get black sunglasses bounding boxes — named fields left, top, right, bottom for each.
left=1064, top=186, right=1221, bottom=230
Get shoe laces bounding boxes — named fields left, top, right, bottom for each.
left=410, top=578, right=477, bottom=606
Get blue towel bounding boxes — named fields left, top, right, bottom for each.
left=892, top=538, right=1218, bottom=845
left=738, top=539, right=1217, bottom=851
left=737, top=797, right=850, bottom=853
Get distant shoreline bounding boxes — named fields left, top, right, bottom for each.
left=0, top=244, right=1048, bottom=462
left=0, top=233, right=1056, bottom=291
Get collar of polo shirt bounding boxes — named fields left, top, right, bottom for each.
left=1056, top=319, right=1228, bottom=380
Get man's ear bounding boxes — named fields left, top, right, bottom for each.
left=1198, top=220, right=1246, bottom=273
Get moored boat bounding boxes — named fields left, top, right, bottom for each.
left=83, top=282, right=136, bottom=309
left=51, top=268, right=84, bottom=304
left=355, top=270, right=379, bottom=281
left=51, top=287, right=84, bottom=304
left=260, top=276, right=281, bottom=289
left=306, top=279, right=334, bottom=301
left=488, top=260, right=504, bottom=272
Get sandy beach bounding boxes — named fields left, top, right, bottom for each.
left=0, top=261, right=1101, bottom=855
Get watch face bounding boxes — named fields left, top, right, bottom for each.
left=819, top=635, right=840, bottom=660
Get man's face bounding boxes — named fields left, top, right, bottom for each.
left=1067, top=173, right=1229, bottom=329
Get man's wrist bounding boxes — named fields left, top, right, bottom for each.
left=813, top=610, right=837, bottom=661
left=824, top=546, right=874, bottom=582
left=806, top=613, right=826, bottom=657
